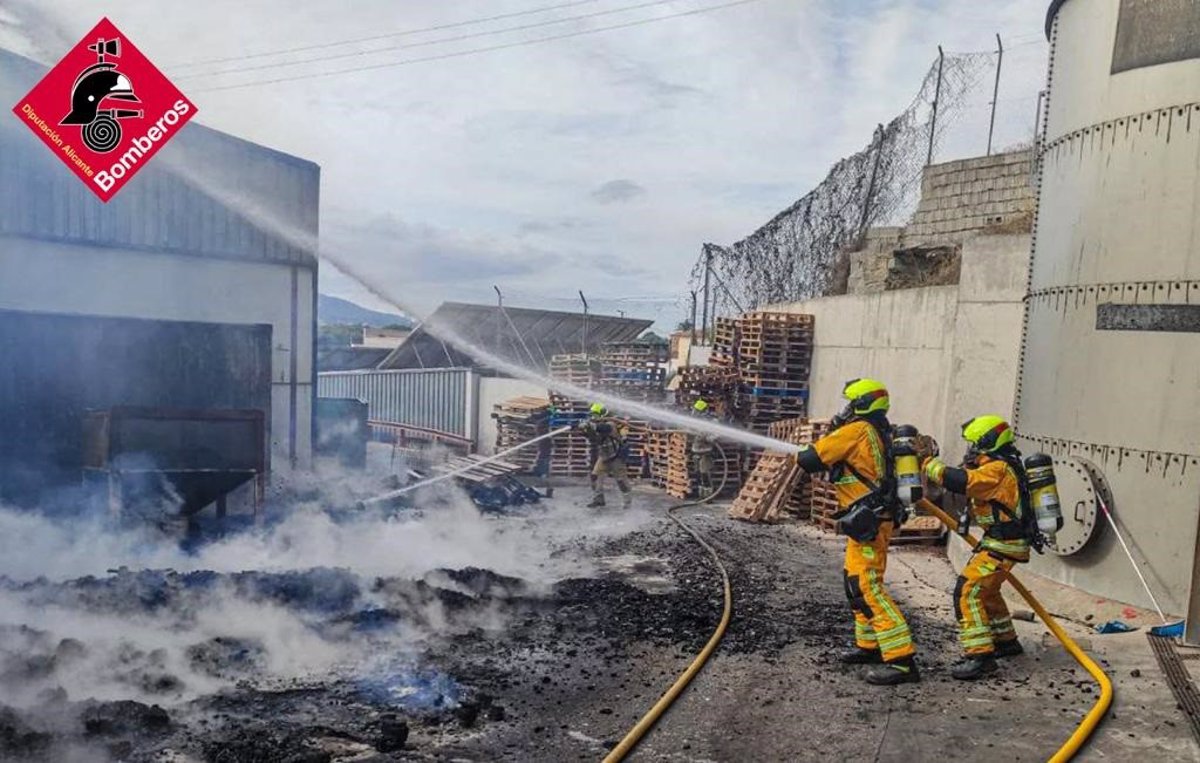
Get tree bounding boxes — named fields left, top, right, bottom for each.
left=676, top=319, right=694, bottom=332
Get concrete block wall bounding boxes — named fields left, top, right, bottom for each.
left=847, top=227, right=904, bottom=294
left=905, top=150, right=1035, bottom=244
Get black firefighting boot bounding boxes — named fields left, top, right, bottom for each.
left=864, top=657, right=921, bottom=685
left=951, top=655, right=998, bottom=680
left=993, top=639, right=1024, bottom=658
left=586, top=494, right=606, bottom=509
left=839, top=647, right=883, bottom=665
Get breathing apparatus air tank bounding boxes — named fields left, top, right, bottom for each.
left=1024, top=453, right=1064, bottom=540
left=892, top=425, right=922, bottom=507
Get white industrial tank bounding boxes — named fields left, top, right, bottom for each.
left=1018, top=0, right=1200, bottom=630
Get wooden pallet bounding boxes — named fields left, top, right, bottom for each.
left=728, top=452, right=801, bottom=523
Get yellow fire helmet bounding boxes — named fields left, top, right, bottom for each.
left=589, top=402, right=608, bottom=417
left=693, top=399, right=710, bottom=413
left=842, top=378, right=890, bottom=415
left=961, top=414, right=1014, bottom=453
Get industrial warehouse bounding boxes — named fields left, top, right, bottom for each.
left=0, top=1, right=1199, bottom=762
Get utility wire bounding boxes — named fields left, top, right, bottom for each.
left=178, top=0, right=683, bottom=79
left=192, top=0, right=765, bottom=93
left=170, top=0, right=601, bottom=69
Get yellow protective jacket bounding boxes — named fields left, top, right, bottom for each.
left=925, top=453, right=1030, bottom=561
left=796, top=419, right=889, bottom=511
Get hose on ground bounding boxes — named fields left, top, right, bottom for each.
left=603, top=444, right=732, bottom=763
left=915, top=497, right=1112, bottom=763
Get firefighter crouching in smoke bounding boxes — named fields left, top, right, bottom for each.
left=922, top=415, right=1032, bottom=680
left=794, top=378, right=921, bottom=685
left=573, top=403, right=632, bottom=509
left=690, top=399, right=717, bottom=499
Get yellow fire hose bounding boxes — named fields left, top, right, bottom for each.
left=916, top=497, right=1112, bottom=762
left=602, top=444, right=733, bottom=763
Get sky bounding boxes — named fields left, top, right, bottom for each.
left=1, top=0, right=1049, bottom=329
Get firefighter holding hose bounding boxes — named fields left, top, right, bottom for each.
left=690, top=399, right=717, bottom=499
left=922, top=415, right=1033, bottom=680
left=574, top=403, right=633, bottom=510
left=795, top=378, right=920, bottom=685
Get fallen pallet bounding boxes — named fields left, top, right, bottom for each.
left=728, top=451, right=800, bottom=523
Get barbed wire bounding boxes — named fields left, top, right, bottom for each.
left=691, top=50, right=996, bottom=309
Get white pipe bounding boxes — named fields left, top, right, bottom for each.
left=363, top=426, right=571, bottom=505
left=1073, top=456, right=1169, bottom=624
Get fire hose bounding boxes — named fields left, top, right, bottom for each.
left=915, top=497, right=1112, bottom=762
left=603, top=443, right=732, bottom=763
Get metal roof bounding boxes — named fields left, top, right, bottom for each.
left=0, top=48, right=319, bottom=269
left=317, top=346, right=393, bottom=372
left=380, top=302, right=653, bottom=371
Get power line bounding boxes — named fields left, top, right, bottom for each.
left=177, top=0, right=683, bottom=80
left=192, top=0, right=766, bottom=93
left=170, top=0, right=601, bottom=69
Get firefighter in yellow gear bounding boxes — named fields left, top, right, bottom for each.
left=923, top=415, right=1028, bottom=680
left=795, top=379, right=919, bottom=686
left=690, top=399, right=717, bottom=498
left=574, top=403, right=632, bottom=509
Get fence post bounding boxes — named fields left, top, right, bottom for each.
left=857, top=123, right=886, bottom=245
left=987, top=34, right=1004, bottom=155
left=701, top=246, right=713, bottom=346
left=927, top=45, right=945, bottom=166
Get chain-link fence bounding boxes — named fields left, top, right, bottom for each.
left=691, top=43, right=1042, bottom=313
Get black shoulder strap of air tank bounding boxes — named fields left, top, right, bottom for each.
left=841, top=418, right=894, bottom=493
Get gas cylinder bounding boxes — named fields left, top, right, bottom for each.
left=892, top=425, right=923, bottom=507
left=1024, top=453, right=1064, bottom=538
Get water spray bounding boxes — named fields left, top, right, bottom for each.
left=363, top=426, right=570, bottom=506
left=155, top=148, right=805, bottom=457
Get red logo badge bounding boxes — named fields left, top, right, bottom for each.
left=10, top=18, right=197, bottom=202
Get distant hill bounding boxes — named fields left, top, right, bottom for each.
left=319, top=294, right=413, bottom=328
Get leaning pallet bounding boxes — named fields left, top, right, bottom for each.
left=728, top=452, right=800, bottom=523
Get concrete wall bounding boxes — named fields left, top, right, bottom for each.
left=476, top=377, right=548, bottom=455
left=772, top=232, right=1029, bottom=466
left=0, top=237, right=315, bottom=470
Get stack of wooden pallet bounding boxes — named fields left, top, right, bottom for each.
left=547, top=354, right=600, bottom=478
left=549, top=353, right=601, bottom=389
left=710, top=316, right=740, bottom=368
left=598, top=342, right=667, bottom=403
left=735, top=312, right=814, bottom=433
left=492, top=396, right=551, bottom=473
left=674, top=365, right=738, bottom=418
left=646, top=430, right=744, bottom=499
left=646, top=430, right=690, bottom=498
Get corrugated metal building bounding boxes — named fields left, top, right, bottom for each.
left=0, top=48, right=319, bottom=505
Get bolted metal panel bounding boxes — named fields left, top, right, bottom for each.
left=1018, top=0, right=1200, bottom=617
left=317, top=368, right=476, bottom=438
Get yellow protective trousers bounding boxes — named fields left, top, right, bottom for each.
left=843, top=522, right=916, bottom=662
left=954, top=550, right=1018, bottom=655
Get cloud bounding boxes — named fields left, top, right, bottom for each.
left=591, top=179, right=646, bottom=204
left=2, top=0, right=1049, bottom=331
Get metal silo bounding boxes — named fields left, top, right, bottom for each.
left=1019, top=0, right=1200, bottom=635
